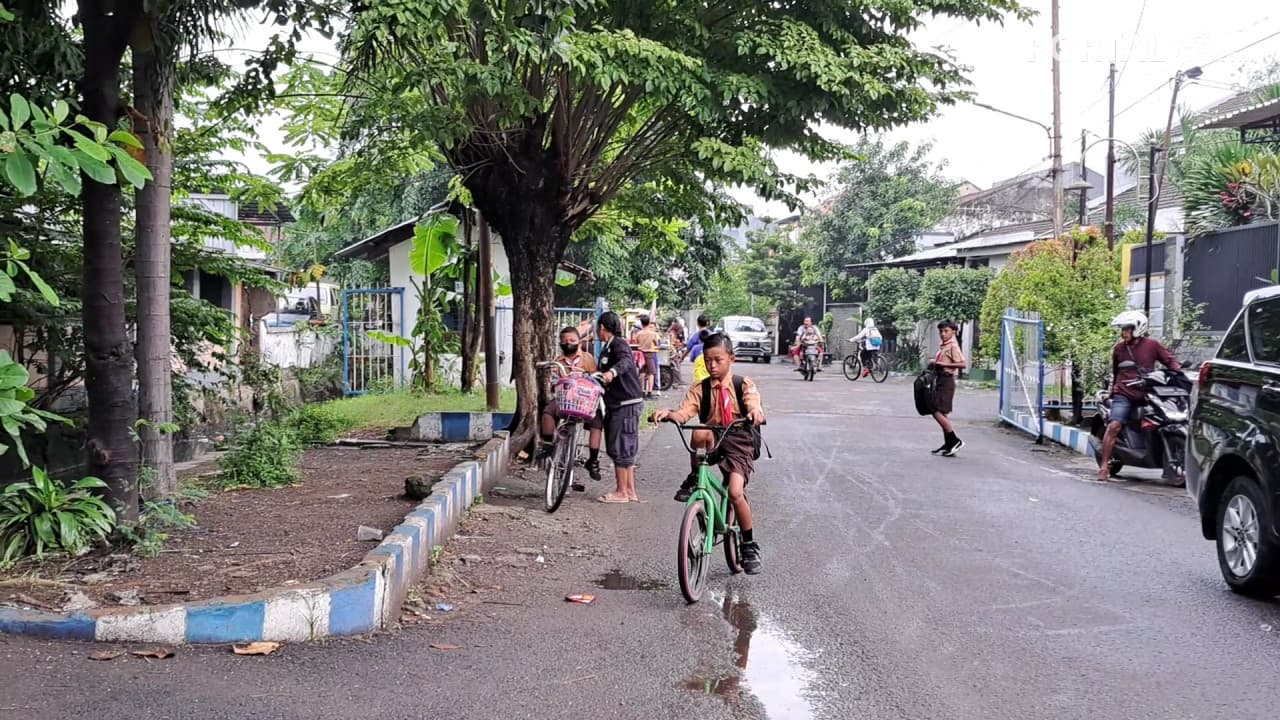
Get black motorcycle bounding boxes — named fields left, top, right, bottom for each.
left=1088, top=360, right=1192, bottom=484
left=799, top=343, right=821, bottom=382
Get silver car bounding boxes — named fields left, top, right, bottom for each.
left=716, top=315, right=773, bottom=363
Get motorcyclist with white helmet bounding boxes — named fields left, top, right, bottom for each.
left=1097, top=310, right=1181, bottom=482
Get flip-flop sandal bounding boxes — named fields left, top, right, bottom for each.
left=597, top=494, right=630, bottom=504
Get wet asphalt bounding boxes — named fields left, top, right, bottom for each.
left=3, top=361, right=1280, bottom=719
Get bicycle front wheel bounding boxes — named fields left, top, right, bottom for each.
left=870, top=355, right=889, bottom=383
left=677, top=499, right=711, bottom=603
left=724, top=504, right=743, bottom=575
left=544, top=423, right=577, bottom=513
left=842, top=355, right=861, bottom=381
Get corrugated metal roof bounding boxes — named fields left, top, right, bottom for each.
left=1198, top=96, right=1280, bottom=130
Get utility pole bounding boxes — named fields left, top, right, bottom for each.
left=1143, top=144, right=1160, bottom=317
left=1156, top=66, right=1203, bottom=200
left=1105, top=62, right=1117, bottom=250
left=477, top=213, right=500, bottom=411
left=1050, top=0, right=1064, bottom=240
left=1078, top=129, right=1089, bottom=227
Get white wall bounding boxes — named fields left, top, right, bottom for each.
left=259, top=323, right=337, bottom=369
left=386, top=232, right=515, bottom=389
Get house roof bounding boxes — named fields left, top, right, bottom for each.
left=238, top=201, right=295, bottom=225
left=1085, top=181, right=1183, bottom=225
left=846, top=219, right=1053, bottom=271
left=336, top=206, right=596, bottom=281
left=1198, top=95, right=1280, bottom=141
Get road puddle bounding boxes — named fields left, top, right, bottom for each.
left=679, top=594, right=816, bottom=719
left=593, top=569, right=668, bottom=591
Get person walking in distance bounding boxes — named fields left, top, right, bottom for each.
left=635, top=315, right=661, bottom=398
left=594, top=311, right=645, bottom=503
left=930, top=320, right=967, bottom=456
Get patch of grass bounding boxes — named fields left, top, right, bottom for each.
left=323, top=388, right=518, bottom=431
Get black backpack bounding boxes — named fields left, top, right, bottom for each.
left=913, top=370, right=938, bottom=416
left=697, top=377, right=770, bottom=460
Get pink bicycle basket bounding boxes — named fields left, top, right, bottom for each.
left=554, top=375, right=602, bottom=420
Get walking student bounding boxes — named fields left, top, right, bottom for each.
left=635, top=315, right=661, bottom=398
left=594, top=311, right=644, bottom=503
left=930, top=320, right=967, bottom=456
left=653, top=333, right=766, bottom=574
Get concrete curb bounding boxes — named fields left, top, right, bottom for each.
left=0, top=432, right=514, bottom=644
left=412, top=412, right=515, bottom=442
left=1004, top=410, right=1096, bottom=458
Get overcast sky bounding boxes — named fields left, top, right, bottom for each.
left=231, top=1, right=1280, bottom=216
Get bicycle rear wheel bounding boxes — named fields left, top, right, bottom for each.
left=870, top=355, right=890, bottom=383
left=544, top=423, right=577, bottom=513
left=677, top=499, right=711, bottom=603
left=842, top=355, right=861, bottom=381
left=723, top=504, right=743, bottom=575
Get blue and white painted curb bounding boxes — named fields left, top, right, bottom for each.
left=411, top=412, right=515, bottom=442
left=1003, top=410, right=1096, bottom=458
left=0, top=432, right=514, bottom=644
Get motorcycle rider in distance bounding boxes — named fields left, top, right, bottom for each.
left=1096, top=310, right=1181, bottom=482
left=792, top=317, right=824, bottom=372
left=849, top=317, right=883, bottom=378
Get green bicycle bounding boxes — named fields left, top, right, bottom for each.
left=660, top=417, right=756, bottom=603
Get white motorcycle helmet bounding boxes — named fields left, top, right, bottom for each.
left=864, top=318, right=876, bottom=329
left=1111, top=309, right=1149, bottom=337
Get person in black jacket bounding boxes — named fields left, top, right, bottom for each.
left=594, top=311, right=645, bottom=503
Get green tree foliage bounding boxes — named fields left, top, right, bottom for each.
left=865, top=267, right=924, bottom=331
left=336, top=0, right=1029, bottom=440
left=979, top=227, right=1126, bottom=389
left=740, top=229, right=813, bottom=312
left=919, top=266, right=994, bottom=323
left=703, top=258, right=752, bottom=323
left=803, top=139, right=959, bottom=297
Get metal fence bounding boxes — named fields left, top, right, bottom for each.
left=998, top=309, right=1045, bottom=442
left=1186, top=222, right=1280, bottom=331
left=342, top=288, right=406, bottom=396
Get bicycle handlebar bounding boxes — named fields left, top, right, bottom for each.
left=653, top=416, right=763, bottom=457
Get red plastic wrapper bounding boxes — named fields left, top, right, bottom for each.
left=565, top=594, right=596, bottom=605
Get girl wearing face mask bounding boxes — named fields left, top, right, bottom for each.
left=538, top=327, right=603, bottom=486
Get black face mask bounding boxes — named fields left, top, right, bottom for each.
left=560, top=343, right=579, bottom=355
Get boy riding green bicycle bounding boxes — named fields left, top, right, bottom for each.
left=653, top=333, right=766, bottom=574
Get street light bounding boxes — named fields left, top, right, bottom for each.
left=971, top=101, right=1061, bottom=239
left=1145, top=66, right=1204, bottom=317
left=1084, top=132, right=1145, bottom=248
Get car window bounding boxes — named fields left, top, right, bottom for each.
left=1218, top=312, right=1251, bottom=362
left=735, top=320, right=765, bottom=332
left=1248, top=297, right=1280, bottom=365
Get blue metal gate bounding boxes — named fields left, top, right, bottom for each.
left=342, top=288, right=406, bottom=396
left=998, top=309, right=1046, bottom=442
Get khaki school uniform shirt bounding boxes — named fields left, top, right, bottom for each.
left=555, top=350, right=596, bottom=374
left=666, top=374, right=762, bottom=426
left=636, top=328, right=660, bottom=353
left=936, top=340, right=967, bottom=376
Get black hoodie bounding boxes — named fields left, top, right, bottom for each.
left=598, top=335, right=644, bottom=409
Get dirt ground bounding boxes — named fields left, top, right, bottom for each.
left=0, top=444, right=479, bottom=613
left=398, top=461, right=638, bottom=627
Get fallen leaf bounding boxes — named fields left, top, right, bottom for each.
left=429, top=643, right=459, bottom=650
left=130, top=647, right=175, bottom=659
left=232, top=642, right=281, bottom=656
left=88, top=650, right=125, bottom=661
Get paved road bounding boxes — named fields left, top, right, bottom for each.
left=3, top=362, right=1278, bottom=719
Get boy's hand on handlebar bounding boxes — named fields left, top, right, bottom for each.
left=652, top=409, right=671, bottom=423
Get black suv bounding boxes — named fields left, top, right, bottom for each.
left=1188, top=285, right=1280, bottom=597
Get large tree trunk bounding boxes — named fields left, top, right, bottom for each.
left=459, top=215, right=479, bottom=393
left=132, top=18, right=177, bottom=499
left=79, top=0, right=144, bottom=523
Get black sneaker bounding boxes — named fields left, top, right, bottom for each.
left=930, top=443, right=948, bottom=455
left=572, top=480, right=586, bottom=492
left=740, top=541, right=762, bottom=575
left=674, top=473, right=698, bottom=502
left=536, top=445, right=554, bottom=462
left=584, top=458, right=601, bottom=481
left=942, top=438, right=965, bottom=457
